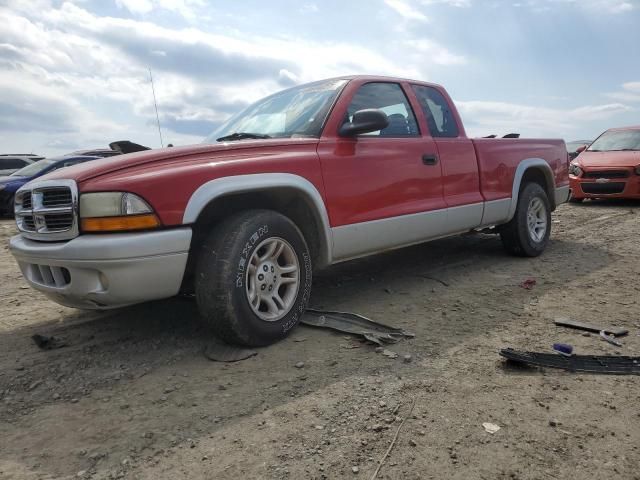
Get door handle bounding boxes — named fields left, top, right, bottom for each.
left=422, top=154, right=438, bottom=166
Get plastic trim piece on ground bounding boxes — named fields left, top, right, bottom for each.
left=301, top=309, right=415, bottom=346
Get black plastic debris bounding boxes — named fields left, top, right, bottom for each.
left=204, top=341, right=257, bottom=362
left=554, top=318, right=628, bottom=337
left=31, top=334, right=67, bottom=350
left=500, top=348, right=640, bottom=375
left=301, top=309, right=414, bottom=346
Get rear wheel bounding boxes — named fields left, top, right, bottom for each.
left=195, top=210, right=312, bottom=346
left=500, top=182, right=551, bottom=257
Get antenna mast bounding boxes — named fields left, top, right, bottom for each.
left=148, top=68, right=164, bottom=148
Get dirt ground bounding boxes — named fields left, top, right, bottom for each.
left=1, top=200, right=639, bottom=480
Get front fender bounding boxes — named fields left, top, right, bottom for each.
left=182, top=173, right=333, bottom=267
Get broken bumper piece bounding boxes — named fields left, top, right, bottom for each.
left=500, top=348, right=640, bottom=375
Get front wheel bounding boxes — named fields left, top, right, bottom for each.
left=195, top=210, right=312, bottom=346
left=1, top=194, right=15, bottom=218
left=500, top=182, right=551, bottom=257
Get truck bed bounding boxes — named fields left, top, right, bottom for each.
left=471, top=138, right=569, bottom=203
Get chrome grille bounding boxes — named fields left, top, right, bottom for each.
left=22, top=192, right=32, bottom=210
left=43, top=189, right=73, bottom=207
left=14, top=179, right=79, bottom=241
left=45, top=213, right=75, bottom=231
left=23, top=216, right=36, bottom=230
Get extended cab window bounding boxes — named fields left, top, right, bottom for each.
left=345, top=83, right=419, bottom=137
left=412, top=85, right=459, bottom=138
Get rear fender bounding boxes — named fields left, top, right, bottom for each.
left=507, top=158, right=555, bottom=221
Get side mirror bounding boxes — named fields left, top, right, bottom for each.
left=575, top=145, right=588, bottom=154
left=339, top=109, right=389, bottom=137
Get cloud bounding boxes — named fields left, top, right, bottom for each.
left=605, top=81, right=640, bottom=102
left=299, top=3, right=319, bottom=13
left=114, top=0, right=206, bottom=19
left=115, top=0, right=153, bottom=15
left=0, top=85, right=75, bottom=134
left=384, top=0, right=429, bottom=21
left=1, top=0, right=446, bottom=152
left=457, top=100, right=632, bottom=137
left=518, top=0, right=637, bottom=13
left=421, top=0, right=471, bottom=6
left=1, top=0, right=633, bottom=155
left=410, top=39, right=467, bottom=65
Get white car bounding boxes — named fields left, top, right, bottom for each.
left=0, top=155, right=44, bottom=176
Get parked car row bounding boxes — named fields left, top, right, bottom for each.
left=0, top=142, right=150, bottom=217
left=0, top=155, right=104, bottom=216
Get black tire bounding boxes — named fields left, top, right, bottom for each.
left=500, top=182, right=551, bottom=257
left=1, top=194, right=14, bottom=218
left=569, top=195, right=584, bottom=204
left=195, top=209, right=312, bottom=347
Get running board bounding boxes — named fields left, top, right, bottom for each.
left=500, top=348, right=640, bottom=375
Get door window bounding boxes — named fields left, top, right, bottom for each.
left=412, top=85, right=459, bottom=138
left=344, top=83, right=420, bottom=137
left=0, top=158, right=28, bottom=169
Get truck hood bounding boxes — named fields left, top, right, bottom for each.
left=39, top=139, right=319, bottom=183
left=577, top=150, right=640, bottom=168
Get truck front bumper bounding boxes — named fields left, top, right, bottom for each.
left=9, top=228, right=192, bottom=309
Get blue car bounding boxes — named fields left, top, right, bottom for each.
left=0, top=155, right=101, bottom=217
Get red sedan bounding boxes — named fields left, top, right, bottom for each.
left=569, top=126, right=640, bottom=201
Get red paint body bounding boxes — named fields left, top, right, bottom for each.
left=570, top=126, right=640, bottom=200
left=43, top=76, right=568, bottom=228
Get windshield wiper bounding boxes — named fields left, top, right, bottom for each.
left=216, top=132, right=272, bottom=142
left=611, top=148, right=640, bottom=151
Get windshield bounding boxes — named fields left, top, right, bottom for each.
left=588, top=130, right=640, bottom=152
left=203, top=79, right=348, bottom=143
left=10, top=159, right=55, bottom=177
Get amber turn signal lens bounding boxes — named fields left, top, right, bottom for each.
left=81, top=214, right=160, bottom=232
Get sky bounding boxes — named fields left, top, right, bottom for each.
left=1, top=0, right=639, bottom=156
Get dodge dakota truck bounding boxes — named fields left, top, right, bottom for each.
left=9, top=76, right=569, bottom=346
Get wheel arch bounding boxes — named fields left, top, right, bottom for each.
left=507, top=158, right=556, bottom=221
left=183, top=174, right=333, bottom=275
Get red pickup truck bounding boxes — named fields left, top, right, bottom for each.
left=10, top=76, right=569, bottom=346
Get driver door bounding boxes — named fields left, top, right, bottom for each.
left=317, top=80, right=446, bottom=261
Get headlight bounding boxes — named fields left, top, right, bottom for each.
left=79, top=192, right=160, bottom=232
left=569, top=162, right=583, bottom=177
